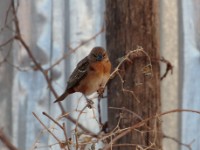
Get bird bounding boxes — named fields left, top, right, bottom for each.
left=54, top=46, right=111, bottom=103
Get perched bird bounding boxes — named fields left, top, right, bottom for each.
left=54, top=47, right=111, bottom=103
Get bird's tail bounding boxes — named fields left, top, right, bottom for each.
left=54, top=92, right=69, bottom=103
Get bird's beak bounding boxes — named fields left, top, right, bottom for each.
left=96, top=55, right=103, bottom=61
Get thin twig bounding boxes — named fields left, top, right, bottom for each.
left=163, top=134, right=192, bottom=150
left=0, top=36, right=16, bottom=48
left=4, top=1, right=12, bottom=26
left=46, top=26, right=105, bottom=71
left=107, top=47, right=152, bottom=103
left=98, top=97, right=102, bottom=125
left=160, top=56, right=173, bottom=80
left=103, top=109, right=200, bottom=150
left=42, top=112, right=70, bottom=149
left=62, top=123, right=69, bottom=146
left=109, top=106, right=143, bottom=121
left=0, top=128, right=18, bottom=150
left=32, top=112, right=61, bottom=143
left=42, top=112, right=63, bottom=129
left=112, top=143, right=157, bottom=150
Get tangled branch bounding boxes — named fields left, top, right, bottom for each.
left=0, top=1, right=198, bottom=150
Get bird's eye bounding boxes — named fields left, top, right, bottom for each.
left=96, top=54, right=103, bottom=61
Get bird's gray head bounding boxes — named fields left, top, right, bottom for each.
left=89, top=47, right=108, bottom=62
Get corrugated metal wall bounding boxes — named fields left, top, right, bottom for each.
left=0, top=0, right=200, bottom=150
left=180, top=0, right=200, bottom=149
left=0, top=1, right=14, bottom=150
left=160, top=0, right=179, bottom=150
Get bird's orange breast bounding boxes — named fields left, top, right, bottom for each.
left=74, top=60, right=111, bottom=95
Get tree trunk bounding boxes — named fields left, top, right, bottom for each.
left=106, top=0, right=162, bottom=149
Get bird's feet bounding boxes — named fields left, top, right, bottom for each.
left=84, top=95, right=94, bottom=109
left=86, top=99, right=94, bottom=109
left=97, top=87, right=105, bottom=98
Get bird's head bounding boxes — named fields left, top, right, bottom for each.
left=89, top=47, right=108, bottom=62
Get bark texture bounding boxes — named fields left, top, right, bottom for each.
left=106, top=0, right=162, bottom=149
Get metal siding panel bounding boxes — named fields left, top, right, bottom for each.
left=181, top=0, right=200, bottom=149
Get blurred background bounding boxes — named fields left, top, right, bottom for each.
left=0, top=0, right=200, bottom=150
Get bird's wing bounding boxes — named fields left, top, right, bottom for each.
left=66, top=56, right=89, bottom=90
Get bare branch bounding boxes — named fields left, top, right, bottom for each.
left=32, top=112, right=61, bottom=143
left=0, top=128, right=18, bottom=150
left=0, top=36, right=15, bottom=47
left=103, top=109, right=200, bottom=150
left=46, top=26, right=105, bottom=71
left=109, top=106, right=143, bottom=121
left=163, top=134, right=192, bottom=150
left=160, top=56, right=173, bottom=80
left=4, top=1, right=12, bottom=26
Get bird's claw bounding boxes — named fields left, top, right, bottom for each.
left=97, top=87, right=105, bottom=98
left=86, top=99, right=94, bottom=109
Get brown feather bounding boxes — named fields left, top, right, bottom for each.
left=54, top=92, right=69, bottom=103
left=67, top=56, right=89, bottom=89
